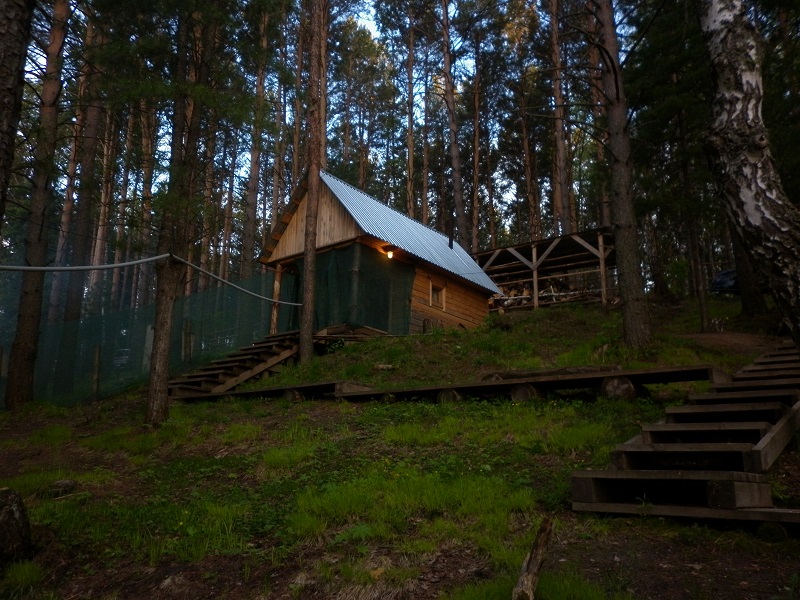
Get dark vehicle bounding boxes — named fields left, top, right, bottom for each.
left=710, top=269, right=738, bottom=294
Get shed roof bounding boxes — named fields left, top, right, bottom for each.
left=320, top=172, right=500, bottom=295
left=262, top=171, right=500, bottom=295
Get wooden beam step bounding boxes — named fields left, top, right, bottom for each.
left=209, top=345, right=298, bottom=395
left=227, top=342, right=296, bottom=358
left=751, top=401, right=800, bottom=473
left=712, top=379, right=800, bottom=393
left=572, top=470, right=772, bottom=510
left=666, top=402, right=785, bottom=424
left=754, top=354, right=799, bottom=365
left=733, top=369, right=800, bottom=381
left=209, top=357, right=261, bottom=369
left=571, top=502, right=800, bottom=524
left=611, top=443, right=758, bottom=472
left=688, top=389, right=800, bottom=406
left=641, top=422, right=772, bottom=444
left=740, top=362, right=800, bottom=373
left=169, top=383, right=216, bottom=397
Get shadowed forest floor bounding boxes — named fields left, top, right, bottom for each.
left=1, top=300, right=799, bottom=600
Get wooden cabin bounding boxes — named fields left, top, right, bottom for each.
left=260, top=172, right=500, bottom=335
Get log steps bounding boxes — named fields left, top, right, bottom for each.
left=168, top=334, right=299, bottom=399
left=572, top=343, right=800, bottom=523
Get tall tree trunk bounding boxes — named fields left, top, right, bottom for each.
left=587, top=10, right=610, bottom=228
left=406, top=9, right=416, bottom=219
left=729, top=221, right=767, bottom=317
left=441, top=0, right=468, bottom=249
left=700, top=0, right=800, bottom=345
left=592, top=0, right=651, bottom=349
left=300, top=0, right=325, bottom=363
left=220, top=133, right=237, bottom=282
left=46, top=106, right=83, bottom=323
left=137, top=99, right=157, bottom=306
left=520, top=93, right=541, bottom=241
left=0, top=0, right=34, bottom=231
left=57, top=15, right=105, bottom=393
left=5, top=0, right=70, bottom=409
left=549, top=0, right=570, bottom=235
left=470, top=35, right=481, bottom=254
left=677, top=109, right=709, bottom=330
left=88, top=109, right=118, bottom=304
left=272, top=79, right=286, bottom=229
left=422, top=80, right=430, bottom=226
left=199, top=118, right=217, bottom=292
left=147, top=4, right=212, bottom=426
left=241, top=12, right=269, bottom=280
left=111, top=110, right=135, bottom=307
left=292, top=8, right=306, bottom=186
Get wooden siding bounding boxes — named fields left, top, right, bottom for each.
left=269, top=186, right=362, bottom=262
left=409, top=266, right=489, bottom=333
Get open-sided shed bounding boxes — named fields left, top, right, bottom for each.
left=260, top=172, right=500, bottom=334
left=474, top=229, right=617, bottom=310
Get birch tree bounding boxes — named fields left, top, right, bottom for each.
left=699, top=0, right=800, bottom=345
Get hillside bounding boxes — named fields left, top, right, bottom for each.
left=1, top=299, right=798, bottom=600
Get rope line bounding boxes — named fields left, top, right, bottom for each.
left=0, top=253, right=303, bottom=306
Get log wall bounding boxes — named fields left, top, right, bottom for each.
left=409, top=267, right=489, bottom=333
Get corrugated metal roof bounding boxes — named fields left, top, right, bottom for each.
left=321, top=171, right=500, bottom=295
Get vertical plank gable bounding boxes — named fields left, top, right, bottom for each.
left=270, top=186, right=363, bottom=262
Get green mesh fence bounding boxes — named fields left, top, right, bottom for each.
left=0, top=244, right=414, bottom=408
left=290, top=244, right=414, bottom=335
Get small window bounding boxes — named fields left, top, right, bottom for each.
left=430, top=283, right=445, bottom=309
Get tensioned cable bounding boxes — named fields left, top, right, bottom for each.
left=168, top=254, right=302, bottom=306
left=0, top=253, right=303, bottom=306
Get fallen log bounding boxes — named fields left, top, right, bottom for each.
left=512, top=515, right=554, bottom=600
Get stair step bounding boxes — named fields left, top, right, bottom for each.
left=225, top=346, right=292, bottom=360
left=169, top=383, right=217, bottom=396
left=611, top=443, right=758, bottom=471
left=210, top=357, right=261, bottom=369
left=712, top=379, right=800, bottom=393
left=572, top=470, right=772, bottom=509
left=733, top=369, right=800, bottom=381
left=754, top=354, right=799, bottom=365
left=665, top=402, right=785, bottom=424
left=571, top=502, right=800, bottom=523
left=641, top=422, right=772, bottom=444
left=688, top=389, right=800, bottom=406
left=740, top=362, right=800, bottom=373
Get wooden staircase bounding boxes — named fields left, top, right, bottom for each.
left=572, top=342, right=800, bottom=523
left=168, top=333, right=299, bottom=399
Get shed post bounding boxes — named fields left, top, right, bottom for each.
left=270, top=264, right=283, bottom=335
left=598, top=231, right=608, bottom=305
left=532, top=244, right=540, bottom=309
left=348, top=243, right=362, bottom=325
left=92, top=345, right=101, bottom=401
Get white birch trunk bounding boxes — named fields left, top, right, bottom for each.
left=700, top=0, right=800, bottom=345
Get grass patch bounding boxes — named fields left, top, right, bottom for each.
left=222, top=422, right=263, bottom=444
left=28, top=424, right=72, bottom=445
left=0, top=468, right=115, bottom=498
left=2, top=561, right=46, bottom=596
left=285, top=467, right=536, bottom=567
left=2, top=300, right=794, bottom=598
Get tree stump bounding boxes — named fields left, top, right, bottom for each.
left=0, top=488, right=32, bottom=567
left=512, top=514, right=555, bottom=600
left=600, top=375, right=637, bottom=400
left=510, top=384, right=544, bottom=403
left=437, top=389, right=463, bottom=403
